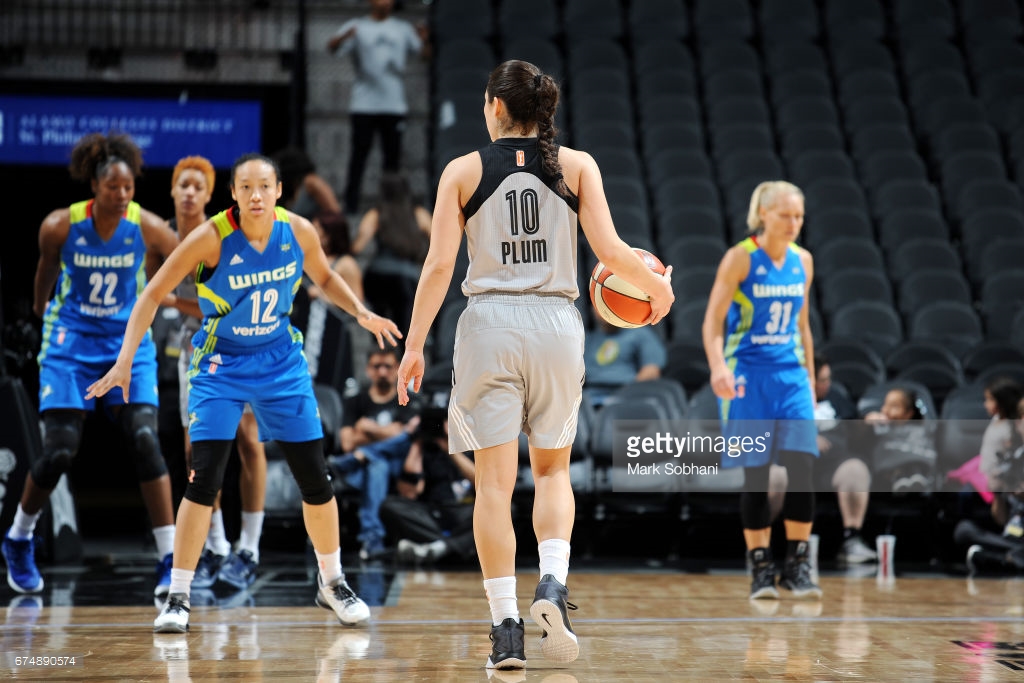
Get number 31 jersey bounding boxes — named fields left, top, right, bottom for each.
left=723, top=236, right=808, bottom=368
left=460, top=137, right=580, bottom=299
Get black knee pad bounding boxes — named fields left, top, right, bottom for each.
left=778, top=451, right=816, bottom=522
left=119, top=404, right=168, bottom=481
left=280, top=439, right=334, bottom=505
left=740, top=490, right=772, bottom=529
left=32, top=411, right=84, bottom=489
left=183, top=440, right=233, bottom=506
left=779, top=450, right=815, bottom=492
left=781, top=491, right=815, bottom=523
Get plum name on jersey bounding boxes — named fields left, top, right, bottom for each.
left=501, top=238, right=547, bottom=265
left=751, top=283, right=804, bottom=297
left=231, top=319, right=282, bottom=336
left=228, top=261, right=297, bottom=290
left=73, top=252, right=135, bottom=268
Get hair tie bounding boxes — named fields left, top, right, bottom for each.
left=533, top=73, right=542, bottom=88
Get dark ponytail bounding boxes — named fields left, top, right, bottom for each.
left=486, top=60, right=565, bottom=190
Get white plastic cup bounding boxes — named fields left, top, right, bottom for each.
left=876, top=534, right=896, bottom=580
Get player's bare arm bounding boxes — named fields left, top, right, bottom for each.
left=566, top=148, right=673, bottom=324
left=290, top=211, right=400, bottom=348
left=33, top=209, right=71, bottom=318
left=703, top=246, right=751, bottom=399
left=397, top=153, right=474, bottom=404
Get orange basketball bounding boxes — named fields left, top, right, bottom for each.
left=589, top=248, right=666, bottom=328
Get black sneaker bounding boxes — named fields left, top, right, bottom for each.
left=486, top=617, right=526, bottom=670
left=779, top=542, right=823, bottom=599
left=749, top=547, right=778, bottom=600
left=529, top=574, right=579, bottom=663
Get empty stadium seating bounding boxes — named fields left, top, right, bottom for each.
left=427, top=0, right=1024, bottom=423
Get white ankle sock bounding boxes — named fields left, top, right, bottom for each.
left=9, top=504, right=41, bottom=540
left=238, top=511, right=264, bottom=561
left=315, top=548, right=343, bottom=585
left=169, top=568, right=193, bottom=597
left=152, top=524, right=176, bottom=559
left=483, top=576, right=518, bottom=626
left=538, top=538, right=571, bottom=585
left=206, top=510, right=231, bottom=557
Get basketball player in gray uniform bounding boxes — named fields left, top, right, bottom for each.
left=397, top=60, right=674, bottom=670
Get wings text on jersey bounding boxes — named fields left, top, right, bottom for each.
left=227, top=261, right=298, bottom=290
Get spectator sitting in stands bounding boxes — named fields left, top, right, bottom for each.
left=304, top=210, right=365, bottom=385
left=380, top=407, right=476, bottom=566
left=979, top=378, right=1024, bottom=496
left=351, top=172, right=431, bottom=335
left=815, top=354, right=877, bottom=564
left=985, top=389, right=1024, bottom=528
left=955, top=395, right=1024, bottom=575
left=767, top=354, right=877, bottom=565
left=309, top=211, right=363, bottom=302
left=583, top=317, right=666, bottom=406
left=864, top=388, right=936, bottom=493
left=331, top=348, right=421, bottom=559
left=272, top=146, right=343, bottom=220
left=328, top=416, right=421, bottom=562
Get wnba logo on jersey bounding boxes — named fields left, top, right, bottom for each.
left=516, top=150, right=525, bottom=167
left=736, top=375, right=747, bottom=399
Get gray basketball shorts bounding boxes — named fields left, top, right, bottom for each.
left=448, top=293, right=585, bottom=453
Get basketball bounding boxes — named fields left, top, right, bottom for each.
left=589, top=248, right=666, bottom=328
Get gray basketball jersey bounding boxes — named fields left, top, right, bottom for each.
left=461, top=138, right=580, bottom=298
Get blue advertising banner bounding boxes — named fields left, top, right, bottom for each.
left=0, top=95, right=262, bottom=167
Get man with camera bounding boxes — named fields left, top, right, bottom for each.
left=379, top=407, right=476, bottom=565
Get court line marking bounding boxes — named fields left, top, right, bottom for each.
left=7, top=614, right=1024, bottom=631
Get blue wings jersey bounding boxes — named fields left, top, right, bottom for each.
left=40, top=200, right=148, bottom=338
left=723, top=236, right=808, bottom=368
left=191, top=206, right=304, bottom=355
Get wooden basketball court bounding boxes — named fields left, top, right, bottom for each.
left=3, top=566, right=1022, bottom=681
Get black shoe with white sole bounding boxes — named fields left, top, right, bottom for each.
left=486, top=617, right=526, bottom=670
left=530, top=574, right=579, bottom=663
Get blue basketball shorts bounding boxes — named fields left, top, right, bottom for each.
left=38, top=326, right=158, bottom=411
left=186, top=338, right=323, bottom=443
left=717, top=361, right=818, bottom=468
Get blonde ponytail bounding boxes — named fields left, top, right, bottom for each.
left=746, top=180, right=804, bottom=233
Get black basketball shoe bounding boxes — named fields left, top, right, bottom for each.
left=749, top=547, right=779, bottom=600
left=486, top=617, right=526, bottom=670
left=530, top=574, right=579, bottom=663
left=779, top=541, right=823, bottom=599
